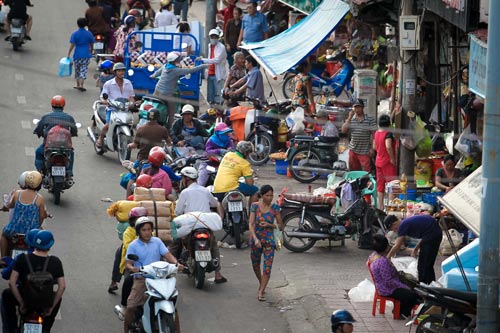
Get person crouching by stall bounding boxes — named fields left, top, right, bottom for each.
left=435, top=154, right=464, bottom=193
left=385, top=214, right=442, bottom=284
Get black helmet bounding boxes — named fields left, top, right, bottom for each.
left=331, top=309, right=356, bottom=328
left=147, top=108, right=160, bottom=121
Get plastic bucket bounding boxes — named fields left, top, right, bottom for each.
left=275, top=160, right=288, bottom=175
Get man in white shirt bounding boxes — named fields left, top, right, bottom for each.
left=200, top=29, right=227, bottom=105
left=175, top=167, right=227, bottom=283
left=154, top=0, right=178, bottom=28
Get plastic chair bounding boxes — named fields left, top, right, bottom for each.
left=335, top=171, right=377, bottom=213
left=366, top=260, right=401, bottom=319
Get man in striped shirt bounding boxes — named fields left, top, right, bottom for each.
left=341, top=99, right=377, bottom=172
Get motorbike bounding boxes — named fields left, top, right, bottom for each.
left=280, top=174, right=386, bottom=252
left=182, top=228, right=218, bottom=289
left=286, top=134, right=347, bottom=183
left=92, top=33, right=107, bottom=59
left=408, top=284, right=477, bottom=332
left=19, top=309, right=45, bottom=333
left=244, top=98, right=293, bottom=166
left=126, top=255, right=179, bottom=333
left=202, top=155, right=220, bottom=187
left=87, top=94, right=135, bottom=163
left=281, top=49, right=355, bottom=101
left=10, top=18, right=27, bottom=51
left=137, top=95, right=169, bottom=128
left=33, top=119, right=80, bottom=205
left=220, top=190, right=248, bottom=249
left=10, top=233, right=28, bottom=259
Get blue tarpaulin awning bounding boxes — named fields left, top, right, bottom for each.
left=241, top=0, right=350, bottom=78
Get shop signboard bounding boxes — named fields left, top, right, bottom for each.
left=469, top=34, right=487, bottom=99
left=278, top=0, right=321, bottom=14
left=424, top=0, right=480, bottom=32
left=438, top=166, right=482, bottom=235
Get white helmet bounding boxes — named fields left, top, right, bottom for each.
left=18, top=171, right=30, bottom=188
left=180, top=166, right=198, bottom=179
left=167, top=52, right=181, bottom=63
left=181, top=104, right=195, bottom=115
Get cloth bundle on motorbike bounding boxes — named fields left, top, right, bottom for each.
left=44, top=125, right=73, bottom=150
left=107, top=200, right=139, bottom=222
left=137, top=198, right=175, bottom=242
left=137, top=200, right=173, bottom=217
left=171, top=212, right=222, bottom=240
left=133, top=187, right=166, bottom=202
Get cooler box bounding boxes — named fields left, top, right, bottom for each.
left=441, top=238, right=479, bottom=274
left=229, top=106, right=251, bottom=141
left=441, top=267, right=478, bottom=292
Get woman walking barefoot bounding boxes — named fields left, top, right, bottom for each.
left=248, top=185, right=283, bottom=301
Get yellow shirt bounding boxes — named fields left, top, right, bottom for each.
left=119, top=226, right=137, bottom=274
left=213, top=151, right=253, bottom=193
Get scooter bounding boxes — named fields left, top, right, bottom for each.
left=92, top=33, right=107, bottom=59
left=286, top=135, right=347, bottom=183
left=127, top=255, right=179, bottom=333
left=408, top=284, right=477, bottom=332
left=10, top=18, right=26, bottom=51
left=183, top=228, right=218, bottom=289
left=87, top=93, right=135, bottom=163
left=280, top=174, right=386, bottom=252
left=19, top=310, right=45, bottom=333
left=220, top=190, right=248, bottom=249
left=137, top=95, right=169, bottom=128
left=10, top=233, right=28, bottom=259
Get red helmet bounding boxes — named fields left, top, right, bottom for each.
left=148, top=149, right=166, bottom=167
left=51, top=95, right=66, bottom=108
left=136, top=174, right=153, bottom=188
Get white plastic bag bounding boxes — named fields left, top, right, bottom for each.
left=391, top=256, right=418, bottom=279
left=171, top=212, right=222, bottom=240
left=348, top=278, right=375, bottom=302
left=454, top=125, right=482, bottom=157
left=286, top=107, right=305, bottom=135
left=440, top=229, right=463, bottom=255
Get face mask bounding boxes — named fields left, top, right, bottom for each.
left=210, top=38, right=218, bottom=45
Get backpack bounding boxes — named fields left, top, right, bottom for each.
left=44, top=125, right=73, bottom=150
left=23, top=255, right=55, bottom=309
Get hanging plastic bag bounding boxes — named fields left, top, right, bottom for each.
left=348, top=278, right=375, bottom=302
left=413, top=115, right=426, bottom=145
left=58, top=57, right=72, bottom=77
left=454, top=125, right=482, bottom=157
left=286, top=107, right=305, bottom=135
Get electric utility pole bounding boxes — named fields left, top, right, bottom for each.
left=205, top=0, right=217, bottom=55
left=399, top=0, right=417, bottom=178
left=477, top=0, right=500, bottom=330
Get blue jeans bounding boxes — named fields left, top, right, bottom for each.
left=207, top=76, right=224, bottom=104
left=35, top=144, right=74, bottom=176
left=238, top=182, right=259, bottom=196
left=174, top=1, right=189, bottom=21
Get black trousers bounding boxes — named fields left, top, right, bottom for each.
left=121, top=270, right=134, bottom=307
left=389, top=288, right=419, bottom=317
left=111, top=245, right=122, bottom=283
left=418, top=236, right=442, bottom=284
left=1, top=288, right=61, bottom=333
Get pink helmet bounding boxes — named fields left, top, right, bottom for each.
left=214, top=123, right=233, bottom=134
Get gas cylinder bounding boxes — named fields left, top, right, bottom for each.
left=277, top=120, right=288, bottom=143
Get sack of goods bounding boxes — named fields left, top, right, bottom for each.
left=171, top=212, right=222, bottom=240
left=107, top=201, right=139, bottom=222
left=134, top=187, right=166, bottom=202
left=44, top=125, right=73, bottom=150
left=138, top=200, right=173, bottom=217
left=137, top=200, right=174, bottom=242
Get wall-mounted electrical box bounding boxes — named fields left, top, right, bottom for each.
left=399, top=15, right=420, bottom=50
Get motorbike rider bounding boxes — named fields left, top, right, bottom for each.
left=96, top=59, right=115, bottom=91
left=3, top=230, right=65, bottom=333
left=85, top=0, right=111, bottom=38
left=174, top=167, right=227, bottom=283
left=170, top=104, right=209, bottom=152
left=123, top=217, right=183, bottom=333
left=128, top=108, right=170, bottom=162
left=33, top=95, right=78, bottom=178
left=125, top=0, right=154, bottom=23
left=197, top=122, right=235, bottom=187
left=96, top=62, right=136, bottom=149
left=3, top=0, right=33, bottom=42
left=331, top=309, right=355, bottom=333
left=139, top=147, right=173, bottom=200
left=213, top=141, right=259, bottom=207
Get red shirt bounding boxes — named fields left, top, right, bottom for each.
left=208, top=44, right=216, bottom=76
left=374, top=130, right=395, bottom=167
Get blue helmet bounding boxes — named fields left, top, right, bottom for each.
left=26, top=229, right=40, bottom=248
left=99, top=60, right=114, bottom=71
left=331, top=309, right=355, bottom=328
left=32, top=230, right=55, bottom=251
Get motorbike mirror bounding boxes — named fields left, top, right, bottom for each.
left=127, top=254, right=139, bottom=261
left=76, top=123, right=82, bottom=129
left=32, top=119, right=40, bottom=125
left=127, top=69, right=134, bottom=77
left=147, top=64, right=155, bottom=72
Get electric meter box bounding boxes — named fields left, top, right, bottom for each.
left=399, top=15, right=420, bottom=50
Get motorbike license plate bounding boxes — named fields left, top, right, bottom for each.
left=228, top=201, right=243, bottom=212
left=51, top=166, right=66, bottom=176
left=93, top=42, right=104, bottom=50
left=23, top=323, right=42, bottom=333
left=12, top=249, right=28, bottom=258
left=195, top=250, right=211, bottom=262
left=11, top=27, right=22, bottom=34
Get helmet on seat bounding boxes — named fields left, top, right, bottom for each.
left=136, top=174, right=153, bottom=188
left=25, top=171, right=42, bottom=190
left=148, top=148, right=166, bottom=167
left=331, top=309, right=356, bottom=329
left=99, top=60, right=114, bottom=71
left=32, top=230, right=55, bottom=251
left=26, top=228, right=40, bottom=248
left=214, top=123, right=233, bottom=134
left=180, top=166, right=198, bottom=180
left=124, top=15, right=136, bottom=26
left=135, top=216, right=154, bottom=234
left=236, top=141, right=253, bottom=156
left=18, top=171, right=30, bottom=189
left=51, top=95, right=66, bottom=108
left=113, top=62, right=126, bottom=71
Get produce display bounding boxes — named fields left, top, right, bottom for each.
left=129, top=51, right=195, bottom=69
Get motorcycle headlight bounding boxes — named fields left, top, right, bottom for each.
left=154, top=266, right=169, bottom=279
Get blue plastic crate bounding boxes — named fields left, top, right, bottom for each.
left=423, top=192, right=444, bottom=206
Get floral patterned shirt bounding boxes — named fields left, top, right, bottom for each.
left=368, top=252, right=409, bottom=296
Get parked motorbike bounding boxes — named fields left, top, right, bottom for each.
left=87, top=94, right=135, bottom=163
left=281, top=49, right=354, bottom=101
left=183, top=228, right=218, bottom=289
left=244, top=98, right=292, bottom=166
left=10, top=18, right=27, bottom=51
left=408, top=284, right=477, bottom=333
left=33, top=119, right=80, bottom=205
left=286, top=135, right=347, bottom=183
left=280, top=174, right=386, bottom=252
left=220, top=190, right=248, bottom=249
left=126, top=255, right=179, bottom=333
